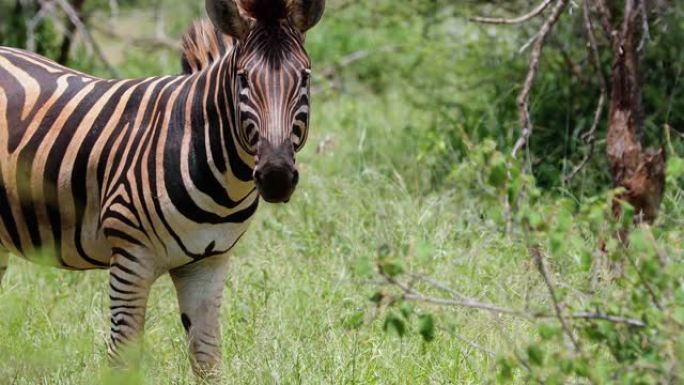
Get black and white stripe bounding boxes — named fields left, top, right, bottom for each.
left=0, top=0, right=325, bottom=377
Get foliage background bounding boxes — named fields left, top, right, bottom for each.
left=0, top=0, right=682, bottom=383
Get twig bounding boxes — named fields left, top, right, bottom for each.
left=48, top=0, right=120, bottom=77
left=470, top=0, right=554, bottom=24
left=410, top=273, right=467, bottom=301
left=320, top=45, right=399, bottom=78
left=381, top=272, right=646, bottom=328
left=438, top=325, right=496, bottom=357
left=571, top=312, right=645, bottom=327
left=512, top=0, right=569, bottom=158
left=637, top=0, right=650, bottom=52
left=625, top=251, right=665, bottom=311
left=58, top=0, right=86, bottom=64
left=564, top=0, right=608, bottom=183
left=403, top=292, right=528, bottom=317
left=594, top=0, right=616, bottom=45
left=25, top=2, right=54, bottom=52
left=92, top=23, right=181, bottom=51
left=530, top=246, right=581, bottom=352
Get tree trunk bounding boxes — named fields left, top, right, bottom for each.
left=604, top=0, right=665, bottom=230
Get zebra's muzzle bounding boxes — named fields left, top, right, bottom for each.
left=254, top=139, right=298, bottom=203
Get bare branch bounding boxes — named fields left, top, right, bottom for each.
left=594, top=0, right=616, bottom=44
left=470, top=0, right=554, bottom=25
left=26, top=2, right=56, bottom=52
left=320, top=45, right=399, bottom=78
left=380, top=272, right=646, bottom=328
left=512, top=0, right=569, bottom=158
left=91, top=24, right=181, bottom=51
left=531, top=246, right=581, bottom=352
left=637, top=0, right=650, bottom=52
left=564, top=0, right=608, bottom=182
left=410, top=273, right=468, bottom=301
left=403, top=292, right=529, bottom=317
left=571, top=312, right=645, bottom=328
left=48, top=0, right=121, bottom=77
left=438, top=325, right=497, bottom=357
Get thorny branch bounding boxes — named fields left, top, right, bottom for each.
left=470, top=0, right=554, bottom=25
left=511, top=0, right=568, bottom=159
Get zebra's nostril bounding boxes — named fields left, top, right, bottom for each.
left=292, top=169, right=299, bottom=186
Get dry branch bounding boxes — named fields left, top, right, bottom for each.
left=92, top=23, right=181, bottom=51
left=379, top=270, right=646, bottom=328
left=564, top=0, right=608, bottom=182
left=41, top=0, right=120, bottom=77
left=470, top=0, right=554, bottom=25
left=511, top=0, right=568, bottom=158
left=531, top=246, right=581, bottom=352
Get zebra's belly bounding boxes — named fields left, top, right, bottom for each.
left=0, top=203, right=112, bottom=270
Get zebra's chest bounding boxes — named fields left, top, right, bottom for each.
left=148, top=187, right=260, bottom=268
left=166, top=219, right=254, bottom=266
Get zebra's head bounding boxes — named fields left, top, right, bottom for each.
left=206, top=0, right=324, bottom=203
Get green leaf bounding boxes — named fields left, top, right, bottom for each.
left=377, top=244, right=391, bottom=257
left=380, top=259, right=404, bottom=277
left=399, top=302, right=414, bottom=319
left=342, top=311, right=364, bottom=329
left=369, top=291, right=385, bottom=304
left=526, top=211, right=544, bottom=231
left=666, top=156, right=684, bottom=178
left=497, top=357, right=514, bottom=382
left=538, top=324, right=561, bottom=341
left=417, top=314, right=435, bottom=342
left=488, top=153, right=507, bottom=189
left=527, top=345, right=544, bottom=366
left=619, top=200, right=635, bottom=227
left=549, top=233, right=564, bottom=255
left=580, top=249, right=593, bottom=272
left=383, top=311, right=406, bottom=338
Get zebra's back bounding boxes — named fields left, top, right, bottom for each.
left=0, top=47, right=169, bottom=269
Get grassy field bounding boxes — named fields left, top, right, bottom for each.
left=1, top=1, right=683, bottom=384
left=0, top=77, right=547, bottom=384
left=0, top=88, right=524, bottom=385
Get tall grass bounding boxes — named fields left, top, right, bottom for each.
left=0, top=0, right=682, bottom=383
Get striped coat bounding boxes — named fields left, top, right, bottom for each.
left=0, top=0, right=324, bottom=377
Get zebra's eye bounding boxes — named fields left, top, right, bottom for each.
left=237, top=72, right=249, bottom=90
left=301, top=69, right=311, bottom=86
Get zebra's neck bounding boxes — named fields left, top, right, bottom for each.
left=178, top=49, right=257, bottom=206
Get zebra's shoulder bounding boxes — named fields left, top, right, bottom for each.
left=180, top=19, right=235, bottom=74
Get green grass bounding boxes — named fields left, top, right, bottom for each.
left=0, top=88, right=541, bottom=384
left=2, top=1, right=683, bottom=383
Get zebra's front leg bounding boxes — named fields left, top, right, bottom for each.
left=108, top=247, right=156, bottom=367
left=170, top=254, right=230, bottom=378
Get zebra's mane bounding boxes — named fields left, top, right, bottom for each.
left=180, top=19, right=235, bottom=74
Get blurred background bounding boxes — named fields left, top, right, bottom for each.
left=0, top=0, right=683, bottom=384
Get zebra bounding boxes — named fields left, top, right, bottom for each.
left=0, top=0, right=324, bottom=376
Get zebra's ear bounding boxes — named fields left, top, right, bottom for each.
left=289, top=0, right=326, bottom=33
left=206, top=0, right=250, bottom=40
